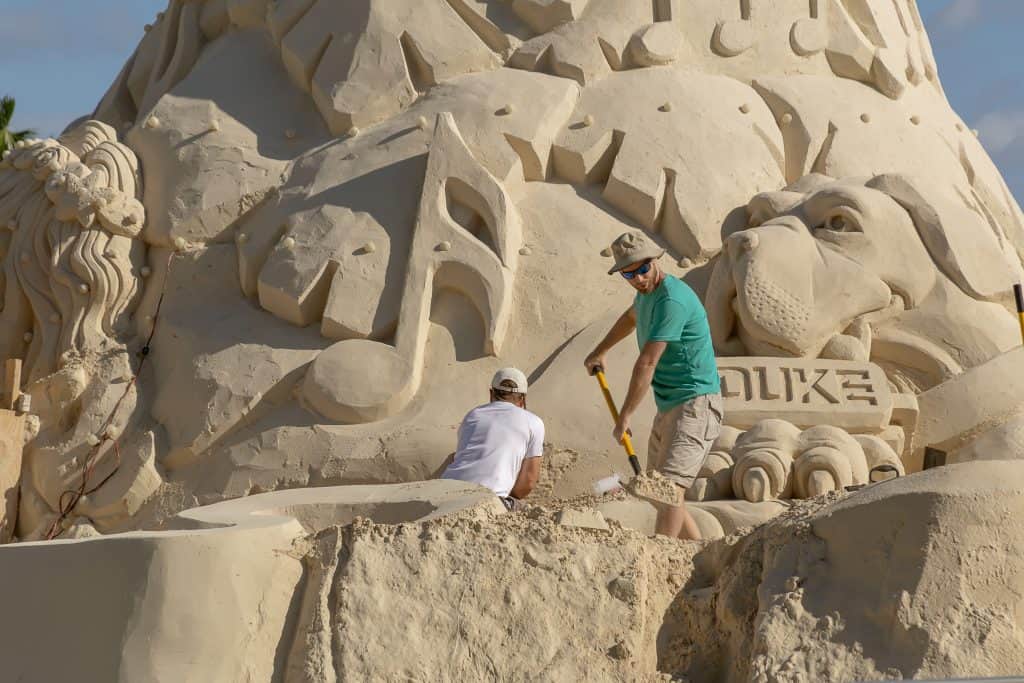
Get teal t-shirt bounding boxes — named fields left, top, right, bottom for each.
left=634, top=274, right=720, bottom=412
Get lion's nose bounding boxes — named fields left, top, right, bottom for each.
left=726, top=230, right=759, bottom=259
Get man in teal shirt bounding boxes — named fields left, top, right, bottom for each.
left=585, top=231, right=723, bottom=540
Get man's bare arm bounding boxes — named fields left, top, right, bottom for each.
left=510, top=457, right=542, bottom=499
left=584, top=307, right=637, bottom=373
left=613, top=341, right=667, bottom=443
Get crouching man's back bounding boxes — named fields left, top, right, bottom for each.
left=442, top=368, right=545, bottom=509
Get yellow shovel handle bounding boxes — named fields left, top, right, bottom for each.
left=594, top=370, right=642, bottom=475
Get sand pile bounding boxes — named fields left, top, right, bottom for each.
left=626, top=471, right=683, bottom=506
left=281, top=461, right=1024, bottom=682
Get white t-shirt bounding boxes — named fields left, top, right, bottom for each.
left=442, top=401, right=545, bottom=498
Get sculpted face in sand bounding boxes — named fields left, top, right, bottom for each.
left=707, top=173, right=1022, bottom=392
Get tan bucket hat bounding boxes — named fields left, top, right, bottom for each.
left=607, top=231, right=665, bottom=274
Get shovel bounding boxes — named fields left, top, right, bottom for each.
left=591, top=366, right=642, bottom=476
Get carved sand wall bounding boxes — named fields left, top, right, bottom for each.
left=1, top=0, right=1022, bottom=534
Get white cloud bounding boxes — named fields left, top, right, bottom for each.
left=935, top=0, right=984, bottom=31
left=976, top=109, right=1024, bottom=154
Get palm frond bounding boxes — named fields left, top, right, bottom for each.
left=0, top=96, right=14, bottom=129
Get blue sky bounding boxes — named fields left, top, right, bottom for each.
left=1, top=0, right=1022, bottom=201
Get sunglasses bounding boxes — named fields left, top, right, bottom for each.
left=620, top=261, right=652, bottom=280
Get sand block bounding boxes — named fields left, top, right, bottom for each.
left=555, top=507, right=609, bottom=531
left=0, top=481, right=501, bottom=680
left=660, top=461, right=1024, bottom=681
left=0, top=411, right=25, bottom=543
left=0, top=498, right=306, bottom=682
left=916, top=346, right=1024, bottom=453
left=328, top=506, right=696, bottom=680
left=796, top=461, right=1024, bottom=678
left=719, top=357, right=894, bottom=431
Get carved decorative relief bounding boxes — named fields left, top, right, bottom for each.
left=0, top=122, right=158, bottom=538
left=300, top=113, right=521, bottom=423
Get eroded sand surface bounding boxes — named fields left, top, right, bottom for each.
left=281, top=461, right=1024, bottom=682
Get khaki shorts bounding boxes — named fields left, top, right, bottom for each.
left=647, top=393, right=724, bottom=489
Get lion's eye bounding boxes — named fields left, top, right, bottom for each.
left=819, top=211, right=860, bottom=233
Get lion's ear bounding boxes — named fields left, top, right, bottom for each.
left=868, top=174, right=1021, bottom=302
left=746, top=191, right=804, bottom=227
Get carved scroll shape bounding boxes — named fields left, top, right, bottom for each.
left=792, top=425, right=869, bottom=497
left=302, top=113, right=521, bottom=423
left=730, top=419, right=800, bottom=503
left=790, top=0, right=827, bottom=57
left=712, top=0, right=754, bottom=58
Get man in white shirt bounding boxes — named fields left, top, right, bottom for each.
left=442, top=368, right=545, bottom=510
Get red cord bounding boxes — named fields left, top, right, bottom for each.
left=45, top=251, right=173, bottom=540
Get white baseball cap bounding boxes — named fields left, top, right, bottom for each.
left=491, top=367, right=528, bottom=394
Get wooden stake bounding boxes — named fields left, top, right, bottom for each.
left=3, top=359, right=21, bottom=411
left=1014, top=284, right=1024, bottom=346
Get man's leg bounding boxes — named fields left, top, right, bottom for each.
left=654, top=491, right=701, bottom=540
left=647, top=411, right=678, bottom=536
left=653, top=395, right=722, bottom=541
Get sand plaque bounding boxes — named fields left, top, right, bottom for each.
left=719, top=358, right=893, bottom=430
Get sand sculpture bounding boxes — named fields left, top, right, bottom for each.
left=9, top=0, right=1005, bottom=527
left=1, top=0, right=1024, bottom=679
left=704, top=419, right=904, bottom=504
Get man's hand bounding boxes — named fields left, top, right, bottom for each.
left=584, top=307, right=636, bottom=376
left=613, top=415, right=632, bottom=445
left=584, top=351, right=606, bottom=376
